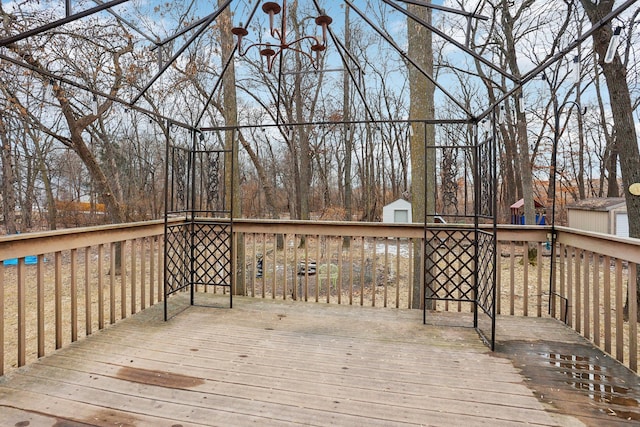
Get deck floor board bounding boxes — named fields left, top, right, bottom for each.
left=0, top=295, right=637, bottom=426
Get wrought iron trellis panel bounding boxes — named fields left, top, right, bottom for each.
left=424, top=228, right=476, bottom=304
left=476, top=229, right=496, bottom=318
left=475, top=137, right=497, bottom=349
left=191, top=220, right=232, bottom=287
left=165, top=222, right=189, bottom=295
left=423, top=127, right=497, bottom=350
left=164, top=132, right=234, bottom=320
left=478, top=138, right=495, bottom=218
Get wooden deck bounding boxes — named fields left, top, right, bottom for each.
left=0, top=295, right=638, bottom=426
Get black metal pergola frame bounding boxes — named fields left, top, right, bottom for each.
left=1, top=0, right=636, bottom=347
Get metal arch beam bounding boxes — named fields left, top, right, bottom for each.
left=0, top=0, right=132, bottom=47
left=130, top=0, right=233, bottom=106
left=345, top=0, right=475, bottom=119
left=310, top=0, right=376, bottom=123
left=475, top=0, right=639, bottom=122
left=198, top=118, right=473, bottom=133
left=395, top=0, right=489, bottom=21
left=384, top=0, right=518, bottom=83
left=0, top=52, right=192, bottom=130
left=194, top=0, right=264, bottom=128
left=327, top=34, right=375, bottom=122
left=520, top=0, right=638, bottom=85
left=151, top=15, right=214, bottom=51
left=91, top=0, right=160, bottom=46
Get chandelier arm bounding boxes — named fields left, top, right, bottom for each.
left=271, top=28, right=283, bottom=40
left=287, top=35, right=326, bottom=48
left=234, top=0, right=331, bottom=73
left=277, top=47, right=319, bottom=70
left=262, top=48, right=286, bottom=73
left=285, top=47, right=318, bottom=64
left=243, top=35, right=324, bottom=57
left=238, top=42, right=276, bottom=57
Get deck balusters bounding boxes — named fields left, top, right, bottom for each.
left=0, top=221, right=638, bottom=375
left=0, top=224, right=165, bottom=375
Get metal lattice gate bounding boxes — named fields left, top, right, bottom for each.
left=164, top=131, right=234, bottom=320
left=423, top=126, right=497, bottom=350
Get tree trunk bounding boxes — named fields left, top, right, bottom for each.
left=238, top=132, right=280, bottom=220
left=34, top=139, right=57, bottom=230
left=20, top=151, right=33, bottom=229
left=593, top=62, right=619, bottom=197
left=8, top=40, right=130, bottom=225
left=501, top=1, right=536, bottom=226
left=0, top=114, right=18, bottom=234
left=575, top=78, right=586, bottom=200
left=408, top=3, right=435, bottom=309
left=295, top=78, right=312, bottom=222
left=219, top=0, right=245, bottom=295
left=343, top=4, right=353, bottom=248
left=580, top=0, right=640, bottom=321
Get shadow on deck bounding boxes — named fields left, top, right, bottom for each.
left=0, top=294, right=638, bottom=426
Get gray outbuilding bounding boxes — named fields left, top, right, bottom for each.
left=566, top=197, right=628, bottom=237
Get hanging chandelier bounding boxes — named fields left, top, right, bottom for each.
left=231, top=1, right=332, bottom=72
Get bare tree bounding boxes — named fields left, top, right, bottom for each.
left=408, top=2, right=435, bottom=309
left=579, top=0, right=640, bottom=320
left=0, top=112, right=18, bottom=234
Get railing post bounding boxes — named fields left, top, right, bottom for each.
left=85, top=247, right=92, bottom=336
left=536, top=242, right=542, bottom=318
left=629, top=263, right=637, bottom=372
left=18, top=258, right=26, bottom=367
left=615, top=259, right=623, bottom=362
left=549, top=231, right=557, bottom=318
left=37, top=255, right=45, bottom=357
left=98, top=244, right=105, bottom=330
left=131, top=238, right=137, bottom=315
left=0, top=262, right=4, bottom=376
left=55, top=251, right=62, bottom=349
left=71, top=248, right=78, bottom=342
left=120, top=241, right=127, bottom=320
left=141, top=238, right=146, bottom=311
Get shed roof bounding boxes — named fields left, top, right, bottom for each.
left=566, top=197, right=626, bottom=212
left=383, top=199, right=411, bottom=209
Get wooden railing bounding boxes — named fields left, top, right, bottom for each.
left=496, top=225, right=639, bottom=372
left=233, top=220, right=425, bottom=309
left=233, top=221, right=638, bottom=372
left=1, top=219, right=638, bottom=375
left=0, top=220, right=167, bottom=376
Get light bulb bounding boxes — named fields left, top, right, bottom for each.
left=518, top=94, right=525, bottom=113
left=572, top=55, right=580, bottom=82
left=497, top=105, right=504, bottom=124
left=604, top=26, right=622, bottom=64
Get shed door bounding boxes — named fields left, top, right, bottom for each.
left=615, top=213, right=629, bottom=238
left=394, top=209, right=408, bottom=223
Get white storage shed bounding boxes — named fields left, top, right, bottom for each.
left=382, top=199, right=412, bottom=223
left=566, top=197, right=628, bottom=237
